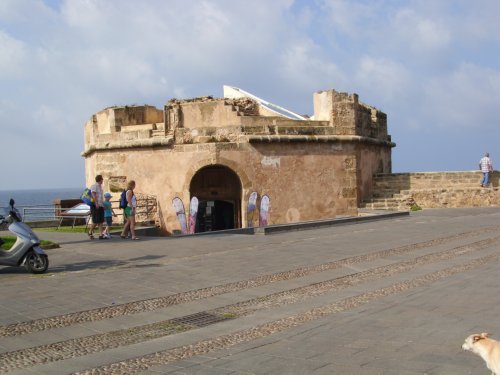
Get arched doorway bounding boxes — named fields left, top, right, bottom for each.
left=189, top=165, right=242, bottom=232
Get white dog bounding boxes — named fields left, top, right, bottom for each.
left=462, top=332, right=500, bottom=374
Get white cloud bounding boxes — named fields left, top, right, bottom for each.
left=0, top=0, right=50, bottom=21
left=393, top=8, right=452, bottom=52
left=423, top=63, right=500, bottom=130
left=355, top=56, right=411, bottom=103
left=34, top=104, right=69, bottom=136
left=49, top=0, right=299, bottom=101
left=0, top=31, right=27, bottom=77
left=61, top=0, right=110, bottom=31
left=0, top=99, right=18, bottom=126
left=451, top=0, right=500, bottom=43
left=1, top=0, right=500, bottom=188
left=279, top=39, right=346, bottom=93
left=320, top=0, right=375, bottom=37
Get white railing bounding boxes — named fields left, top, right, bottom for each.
left=0, top=194, right=158, bottom=229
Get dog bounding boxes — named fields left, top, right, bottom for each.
left=462, top=332, right=500, bottom=374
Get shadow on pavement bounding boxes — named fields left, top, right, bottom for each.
left=128, top=255, right=165, bottom=261
left=0, top=259, right=129, bottom=275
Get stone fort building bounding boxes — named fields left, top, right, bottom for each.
left=82, top=86, right=394, bottom=234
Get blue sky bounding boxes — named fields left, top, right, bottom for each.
left=1, top=0, right=499, bottom=190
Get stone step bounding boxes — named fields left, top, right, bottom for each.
left=372, top=184, right=486, bottom=195
left=373, top=179, right=484, bottom=187
left=374, top=181, right=483, bottom=187
left=372, top=192, right=398, bottom=198
left=151, top=130, right=166, bottom=137
left=364, top=204, right=401, bottom=210
left=361, top=202, right=403, bottom=210
left=362, top=197, right=402, bottom=207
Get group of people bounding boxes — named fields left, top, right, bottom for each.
left=87, top=175, right=139, bottom=240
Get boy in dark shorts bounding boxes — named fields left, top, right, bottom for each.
left=103, top=192, right=117, bottom=238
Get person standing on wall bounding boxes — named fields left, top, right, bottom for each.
left=120, top=180, right=139, bottom=240
left=479, top=152, right=493, bottom=188
left=89, top=174, right=106, bottom=240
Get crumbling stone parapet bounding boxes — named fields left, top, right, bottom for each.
left=81, top=136, right=174, bottom=157
left=313, top=89, right=388, bottom=142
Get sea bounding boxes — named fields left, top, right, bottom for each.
left=0, top=188, right=82, bottom=210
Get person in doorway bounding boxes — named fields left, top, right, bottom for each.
left=120, top=180, right=139, bottom=240
left=479, top=152, right=493, bottom=187
left=88, top=175, right=106, bottom=240
left=102, top=192, right=117, bottom=239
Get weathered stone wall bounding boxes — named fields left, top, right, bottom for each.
left=164, top=97, right=261, bottom=132
left=374, top=171, right=498, bottom=190
left=366, top=171, right=500, bottom=210
left=91, top=106, right=163, bottom=134
left=358, top=145, right=392, bottom=204
left=85, top=141, right=360, bottom=233
left=243, top=142, right=359, bottom=224
left=313, top=90, right=388, bottom=142
left=114, top=105, right=163, bottom=126
left=177, top=101, right=243, bottom=129
left=84, top=106, right=166, bottom=154
left=83, top=88, right=394, bottom=233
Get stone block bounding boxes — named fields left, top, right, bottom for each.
left=109, top=176, right=127, bottom=192
left=342, top=187, right=357, bottom=198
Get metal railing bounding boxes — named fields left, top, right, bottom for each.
left=21, top=206, right=62, bottom=221
left=18, top=205, right=89, bottom=229
left=0, top=194, right=158, bottom=229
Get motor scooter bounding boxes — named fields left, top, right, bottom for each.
left=0, top=199, right=49, bottom=273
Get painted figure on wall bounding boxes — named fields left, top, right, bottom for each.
left=189, top=196, right=199, bottom=234
left=247, top=192, right=258, bottom=227
left=172, top=197, right=187, bottom=234
left=259, top=195, right=270, bottom=227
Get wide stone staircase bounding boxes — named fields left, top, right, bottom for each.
left=361, top=171, right=499, bottom=211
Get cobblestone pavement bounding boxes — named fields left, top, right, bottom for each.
left=1, top=207, right=500, bottom=374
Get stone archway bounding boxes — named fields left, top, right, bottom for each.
left=189, top=165, right=242, bottom=232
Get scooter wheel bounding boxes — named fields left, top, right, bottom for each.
left=24, top=251, right=49, bottom=274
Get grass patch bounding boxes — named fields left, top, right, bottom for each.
left=410, top=203, right=422, bottom=211
left=0, top=236, right=59, bottom=250
left=37, top=225, right=124, bottom=233
left=40, top=240, right=60, bottom=249
left=37, top=225, right=89, bottom=233
left=0, top=236, right=15, bottom=250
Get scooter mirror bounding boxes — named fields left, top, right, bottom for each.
left=9, top=198, right=14, bottom=207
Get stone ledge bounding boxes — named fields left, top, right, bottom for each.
left=81, top=136, right=175, bottom=157
left=247, top=135, right=395, bottom=147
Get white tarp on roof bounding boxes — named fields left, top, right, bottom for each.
left=223, top=85, right=307, bottom=121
